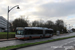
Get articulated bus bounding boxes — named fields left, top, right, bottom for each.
left=15, top=27, right=53, bottom=40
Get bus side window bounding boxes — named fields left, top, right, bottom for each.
left=24, top=30, right=25, bottom=35
left=45, top=30, right=51, bottom=34
left=25, top=29, right=28, bottom=35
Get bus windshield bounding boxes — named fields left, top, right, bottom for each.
left=16, top=30, right=24, bottom=35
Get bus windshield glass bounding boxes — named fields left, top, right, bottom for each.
left=16, top=30, right=24, bottom=35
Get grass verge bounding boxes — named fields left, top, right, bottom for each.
left=0, top=36, right=75, bottom=50
left=0, top=32, right=15, bottom=39
left=0, top=32, right=15, bottom=34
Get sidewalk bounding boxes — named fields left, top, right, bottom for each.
left=53, top=33, right=69, bottom=36
left=0, top=38, right=15, bottom=42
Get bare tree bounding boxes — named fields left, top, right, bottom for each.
left=12, top=18, right=28, bottom=31
left=55, top=19, right=67, bottom=33
left=43, top=20, right=54, bottom=28
left=32, top=21, right=40, bottom=27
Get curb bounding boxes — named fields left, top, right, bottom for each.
left=9, top=41, right=57, bottom=50
left=67, top=47, right=74, bottom=50
left=0, top=38, right=16, bottom=42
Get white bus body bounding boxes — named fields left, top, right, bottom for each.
left=15, top=27, right=53, bottom=40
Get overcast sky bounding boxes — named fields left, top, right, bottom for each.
left=0, top=0, right=75, bottom=28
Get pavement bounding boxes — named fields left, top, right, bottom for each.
left=0, top=32, right=75, bottom=48
left=0, top=38, right=15, bottom=42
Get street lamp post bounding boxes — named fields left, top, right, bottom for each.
left=7, top=5, right=20, bottom=39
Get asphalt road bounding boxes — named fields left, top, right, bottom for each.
left=0, top=32, right=75, bottom=48
left=18, top=37, right=75, bottom=50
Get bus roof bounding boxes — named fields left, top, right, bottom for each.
left=24, top=27, right=53, bottom=30
left=16, top=27, right=53, bottom=30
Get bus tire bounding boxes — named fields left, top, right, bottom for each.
left=49, top=35, right=51, bottom=38
left=40, top=36, right=42, bottom=39
left=23, top=39, right=26, bottom=41
left=29, top=36, right=32, bottom=40
left=43, top=35, right=45, bottom=38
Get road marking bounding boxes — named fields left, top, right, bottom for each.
left=51, top=38, right=75, bottom=50
left=62, top=40, right=75, bottom=46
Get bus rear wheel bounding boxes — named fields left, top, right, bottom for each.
left=40, top=36, right=42, bottom=39
left=29, top=36, right=32, bottom=40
